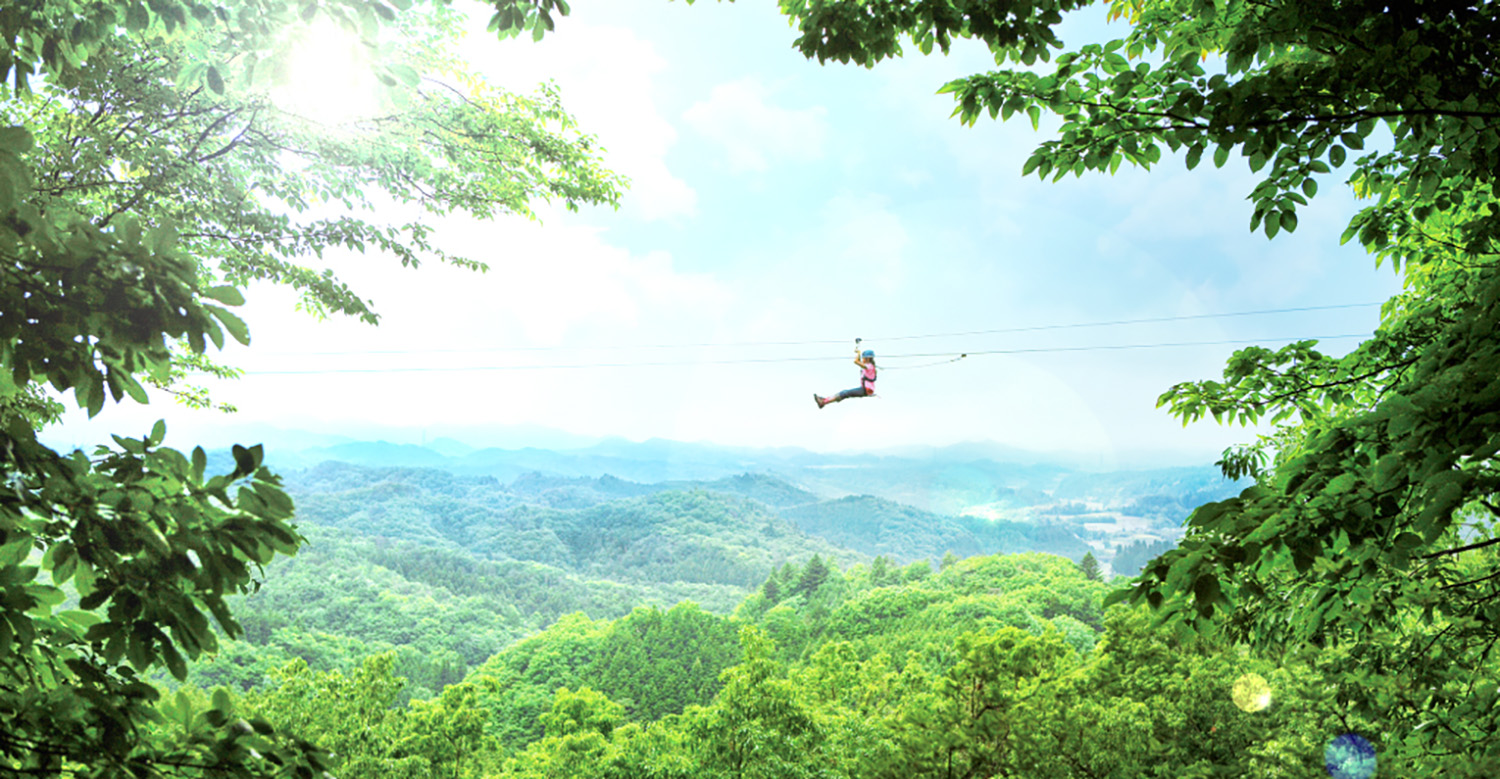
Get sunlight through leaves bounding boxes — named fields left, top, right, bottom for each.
left=1230, top=673, right=1272, bottom=713
left=271, top=18, right=381, bottom=126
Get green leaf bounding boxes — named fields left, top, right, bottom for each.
left=149, top=420, right=167, bottom=446
left=126, top=631, right=153, bottom=672
left=231, top=444, right=256, bottom=475
left=59, top=610, right=104, bottom=629
left=1192, top=574, right=1221, bottom=614
left=0, top=126, right=34, bottom=154
left=1213, top=145, right=1229, bottom=168
left=175, top=61, right=208, bottom=90
left=50, top=542, right=78, bottom=584
left=203, top=286, right=245, bottom=306
left=206, top=66, right=224, bottom=95
left=162, top=642, right=188, bottom=681
left=115, top=371, right=149, bottom=404
left=205, top=305, right=250, bottom=346
left=387, top=63, right=421, bottom=88
left=1301, top=178, right=1318, bottom=197
left=83, top=375, right=105, bottom=418
left=1329, top=145, right=1346, bottom=167
left=29, top=584, right=66, bottom=611
left=212, top=687, right=234, bottom=714
left=125, top=2, right=151, bottom=31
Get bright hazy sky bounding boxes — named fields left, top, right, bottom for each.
left=54, top=0, right=1402, bottom=466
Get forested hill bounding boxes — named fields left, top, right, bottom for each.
left=779, top=494, right=1090, bottom=561
left=243, top=434, right=1237, bottom=557
left=185, top=454, right=1216, bottom=698
left=187, top=462, right=861, bottom=697
left=231, top=551, right=1346, bottom=779
left=284, top=462, right=858, bottom=584
left=276, top=451, right=1219, bottom=570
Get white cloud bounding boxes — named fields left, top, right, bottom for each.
left=683, top=77, right=828, bottom=173
left=232, top=208, right=731, bottom=365
left=461, top=23, right=697, bottom=220
left=822, top=194, right=909, bottom=293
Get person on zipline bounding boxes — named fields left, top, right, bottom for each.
left=815, top=348, right=876, bottom=408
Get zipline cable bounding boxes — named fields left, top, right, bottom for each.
left=243, top=333, right=1369, bottom=375
left=873, top=302, right=1381, bottom=343
left=881, top=354, right=968, bottom=371
left=260, top=301, right=1382, bottom=357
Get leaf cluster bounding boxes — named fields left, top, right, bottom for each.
left=0, top=419, right=326, bottom=776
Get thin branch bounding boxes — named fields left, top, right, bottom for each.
left=1440, top=567, right=1500, bottom=591
left=1420, top=536, right=1500, bottom=560
left=1259, top=356, right=1422, bottom=406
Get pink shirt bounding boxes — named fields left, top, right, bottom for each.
left=861, top=363, right=877, bottom=390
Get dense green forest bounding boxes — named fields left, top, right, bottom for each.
left=6, top=0, right=1500, bottom=776
left=222, top=551, right=1356, bottom=779
left=181, top=460, right=1116, bottom=698
left=170, top=467, right=833, bottom=690
left=164, top=469, right=1372, bottom=777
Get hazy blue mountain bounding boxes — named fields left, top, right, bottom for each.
left=425, top=437, right=476, bottom=457
left=780, top=494, right=1091, bottom=563
left=679, top=472, right=822, bottom=509
left=243, top=432, right=1235, bottom=574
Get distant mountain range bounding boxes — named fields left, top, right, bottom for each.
left=170, top=432, right=1239, bottom=693
left=247, top=434, right=1234, bottom=516
left=235, top=432, right=1244, bottom=577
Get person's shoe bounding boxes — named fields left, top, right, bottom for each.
left=814, top=394, right=827, bottom=409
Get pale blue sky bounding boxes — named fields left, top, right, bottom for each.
left=55, top=0, right=1402, bottom=466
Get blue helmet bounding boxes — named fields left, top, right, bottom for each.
left=861, top=349, right=875, bottom=359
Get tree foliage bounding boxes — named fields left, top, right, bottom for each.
left=0, top=0, right=622, bottom=775
left=0, top=428, right=333, bottom=776
left=1078, top=551, right=1102, bottom=581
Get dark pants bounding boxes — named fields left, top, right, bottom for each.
left=834, top=386, right=872, bottom=401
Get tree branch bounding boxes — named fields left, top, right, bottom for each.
left=1420, top=536, right=1500, bottom=560
left=1440, top=567, right=1500, bottom=591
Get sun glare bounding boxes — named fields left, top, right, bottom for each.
left=272, top=18, right=382, bottom=126
left=1231, top=673, right=1273, bottom=713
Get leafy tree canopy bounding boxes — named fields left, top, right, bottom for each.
left=0, top=1, right=622, bottom=776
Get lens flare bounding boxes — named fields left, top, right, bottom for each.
left=1231, top=673, right=1272, bottom=713
left=1324, top=733, right=1376, bottom=779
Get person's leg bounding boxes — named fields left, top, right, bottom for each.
left=831, top=387, right=869, bottom=402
